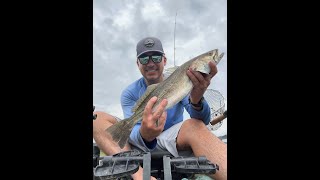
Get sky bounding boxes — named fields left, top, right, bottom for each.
left=93, top=0, right=227, bottom=135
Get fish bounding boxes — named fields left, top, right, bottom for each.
left=106, top=49, right=224, bottom=148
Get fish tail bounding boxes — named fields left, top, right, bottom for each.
left=105, top=118, right=134, bottom=149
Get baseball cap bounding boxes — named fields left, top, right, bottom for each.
left=136, top=37, right=164, bottom=57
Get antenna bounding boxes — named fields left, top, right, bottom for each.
left=173, top=11, right=177, bottom=67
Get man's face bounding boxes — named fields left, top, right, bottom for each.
left=137, top=51, right=167, bottom=84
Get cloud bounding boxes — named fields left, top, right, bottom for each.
left=93, top=0, right=227, bottom=130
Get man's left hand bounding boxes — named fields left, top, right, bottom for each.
left=187, top=61, right=217, bottom=104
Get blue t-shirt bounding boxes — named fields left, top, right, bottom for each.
left=120, top=77, right=210, bottom=151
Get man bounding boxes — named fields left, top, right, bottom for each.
left=93, top=37, right=227, bottom=180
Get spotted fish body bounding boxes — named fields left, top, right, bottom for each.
left=106, top=49, right=224, bottom=148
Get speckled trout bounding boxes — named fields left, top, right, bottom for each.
left=106, top=49, right=224, bottom=148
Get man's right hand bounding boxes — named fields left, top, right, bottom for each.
left=140, top=96, right=167, bottom=142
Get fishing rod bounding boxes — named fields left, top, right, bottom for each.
left=210, top=110, right=227, bottom=126
left=173, top=11, right=177, bottom=67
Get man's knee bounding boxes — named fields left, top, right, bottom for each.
left=94, top=111, right=117, bottom=122
left=177, top=119, right=208, bottom=150
left=179, top=119, right=209, bottom=139
left=182, top=118, right=208, bottom=131
left=93, top=111, right=117, bottom=131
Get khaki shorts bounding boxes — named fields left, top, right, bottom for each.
left=112, top=115, right=193, bottom=157
left=154, top=121, right=193, bottom=157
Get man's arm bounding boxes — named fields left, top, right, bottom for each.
left=184, top=61, right=218, bottom=124
left=183, top=95, right=211, bottom=124
left=121, top=89, right=159, bottom=151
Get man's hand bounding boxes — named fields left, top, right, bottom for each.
left=187, top=61, right=218, bottom=104
left=140, top=96, right=168, bottom=142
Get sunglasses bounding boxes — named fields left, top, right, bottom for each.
left=138, top=54, right=163, bottom=65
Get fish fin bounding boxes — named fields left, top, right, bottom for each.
left=105, top=118, right=134, bottom=149
left=163, top=66, right=179, bottom=79
left=131, top=83, right=158, bottom=113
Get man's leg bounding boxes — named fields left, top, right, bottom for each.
left=176, top=119, right=227, bottom=180
left=93, top=111, right=156, bottom=180
left=93, top=111, right=130, bottom=153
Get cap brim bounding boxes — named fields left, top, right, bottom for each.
left=137, top=50, right=164, bottom=58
